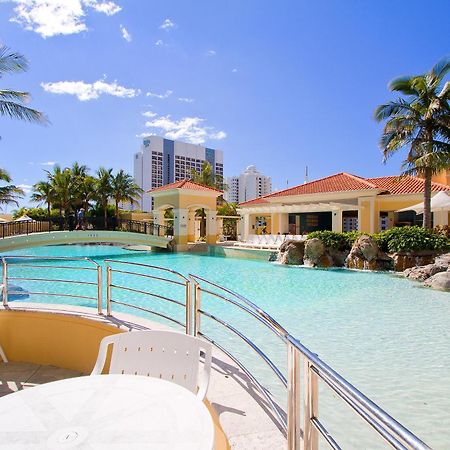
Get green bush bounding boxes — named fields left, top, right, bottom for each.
left=12, top=207, right=61, bottom=220
left=307, top=230, right=361, bottom=251
left=375, top=226, right=450, bottom=253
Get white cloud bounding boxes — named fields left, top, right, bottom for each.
left=232, top=68, right=238, bottom=73
left=155, top=39, right=165, bottom=47
left=146, top=89, right=173, bottom=99
left=6, top=0, right=121, bottom=38
left=178, top=97, right=194, bottom=103
left=159, top=18, right=175, bottom=30
left=83, top=0, right=121, bottom=15
left=206, top=50, right=216, bottom=56
left=41, top=79, right=141, bottom=101
left=120, top=24, right=131, bottom=42
left=41, top=161, right=56, bottom=166
left=142, top=111, right=157, bottom=118
left=143, top=113, right=226, bottom=145
left=17, top=183, right=32, bottom=194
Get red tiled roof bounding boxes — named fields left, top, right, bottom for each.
left=239, top=197, right=269, bottom=207
left=148, top=179, right=223, bottom=194
left=238, top=172, right=449, bottom=207
left=367, top=176, right=449, bottom=195
left=267, top=173, right=379, bottom=198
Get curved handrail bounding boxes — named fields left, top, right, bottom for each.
left=0, top=256, right=432, bottom=450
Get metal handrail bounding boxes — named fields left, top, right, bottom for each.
left=1, top=256, right=102, bottom=314
left=188, top=274, right=431, bottom=450
left=104, top=260, right=192, bottom=334
left=0, top=256, right=431, bottom=449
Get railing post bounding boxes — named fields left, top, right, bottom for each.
left=193, top=282, right=201, bottom=337
left=303, top=360, right=319, bottom=450
left=2, top=259, right=8, bottom=306
left=106, top=266, right=112, bottom=316
left=287, top=343, right=301, bottom=450
left=97, top=266, right=102, bottom=315
left=185, top=281, right=192, bottom=335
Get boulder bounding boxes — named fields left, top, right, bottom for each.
left=277, top=240, right=305, bottom=265
left=393, top=252, right=437, bottom=272
left=424, top=271, right=450, bottom=291
left=346, top=235, right=394, bottom=271
left=403, top=264, right=447, bottom=282
left=303, top=238, right=325, bottom=267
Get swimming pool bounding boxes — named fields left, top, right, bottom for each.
left=3, top=244, right=450, bottom=448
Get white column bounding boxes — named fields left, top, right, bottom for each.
left=241, top=214, right=250, bottom=240
left=332, top=210, right=343, bottom=232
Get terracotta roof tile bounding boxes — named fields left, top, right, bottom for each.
left=238, top=173, right=449, bottom=207
left=147, top=179, right=223, bottom=194
left=238, top=197, right=269, bottom=207
left=267, top=173, right=379, bottom=198
left=367, top=175, right=449, bottom=195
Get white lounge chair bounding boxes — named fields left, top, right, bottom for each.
left=91, top=330, right=212, bottom=400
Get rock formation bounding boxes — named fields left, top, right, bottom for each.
left=345, top=235, right=394, bottom=271
left=277, top=240, right=305, bottom=265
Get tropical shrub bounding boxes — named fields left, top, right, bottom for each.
left=307, top=230, right=361, bottom=251
left=12, top=207, right=60, bottom=220
left=374, top=226, right=449, bottom=253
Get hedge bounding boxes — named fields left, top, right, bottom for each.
left=307, top=227, right=449, bottom=253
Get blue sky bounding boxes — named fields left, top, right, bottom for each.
left=0, top=0, right=449, bottom=208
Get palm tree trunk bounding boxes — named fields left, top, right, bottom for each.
left=104, top=203, right=108, bottom=229
left=47, top=202, right=51, bottom=217
left=423, top=167, right=432, bottom=229
left=115, top=199, right=119, bottom=218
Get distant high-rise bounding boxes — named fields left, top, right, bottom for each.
left=134, top=136, right=224, bottom=211
left=225, top=165, right=272, bottom=204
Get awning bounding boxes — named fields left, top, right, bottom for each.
left=14, top=214, right=34, bottom=222
left=397, top=191, right=450, bottom=213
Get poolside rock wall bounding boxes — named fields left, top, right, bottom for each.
left=277, top=240, right=305, bottom=265
left=303, top=238, right=347, bottom=268
left=392, top=252, right=438, bottom=272
left=345, top=235, right=394, bottom=271
left=402, top=252, right=450, bottom=291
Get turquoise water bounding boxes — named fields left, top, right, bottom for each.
left=3, top=245, right=450, bottom=448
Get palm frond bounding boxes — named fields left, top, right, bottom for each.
left=0, top=89, right=30, bottom=102
left=0, top=168, right=12, bottom=183
left=388, top=76, right=420, bottom=95
left=0, top=100, right=48, bottom=124
left=429, top=55, right=450, bottom=86
left=374, top=99, right=418, bottom=121
left=0, top=46, right=28, bottom=76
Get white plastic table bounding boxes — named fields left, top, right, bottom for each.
left=0, top=374, right=215, bottom=449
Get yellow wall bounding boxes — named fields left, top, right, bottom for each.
left=432, top=170, right=450, bottom=186
left=358, top=200, right=371, bottom=233
left=153, top=192, right=218, bottom=212
left=0, top=310, right=122, bottom=374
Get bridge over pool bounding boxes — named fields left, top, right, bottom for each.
left=0, top=221, right=173, bottom=253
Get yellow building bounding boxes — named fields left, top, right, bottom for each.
left=148, top=180, right=223, bottom=251
left=237, top=172, right=450, bottom=237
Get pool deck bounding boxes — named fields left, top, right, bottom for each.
left=0, top=303, right=286, bottom=450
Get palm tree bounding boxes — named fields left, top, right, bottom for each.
left=375, top=56, right=450, bottom=228
left=110, top=169, right=143, bottom=218
left=0, top=45, right=47, bottom=125
left=95, top=167, right=113, bottom=228
left=31, top=181, right=53, bottom=216
left=0, top=168, right=24, bottom=209
left=190, top=161, right=225, bottom=190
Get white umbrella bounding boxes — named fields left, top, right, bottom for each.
left=397, top=191, right=450, bottom=213
left=0, top=217, right=10, bottom=223
left=14, top=214, right=34, bottom=222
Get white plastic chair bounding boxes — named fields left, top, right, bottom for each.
left=91, top=330, right=212, bottom=400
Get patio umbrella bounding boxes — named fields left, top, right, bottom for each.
left=14, top=214, right=34, bottom=222
left=397, top=191, right=450, bottom=213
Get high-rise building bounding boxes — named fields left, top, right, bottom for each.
left=225, top=165, right=272, bottom=204
left=134, top=135, right=224, bottom=211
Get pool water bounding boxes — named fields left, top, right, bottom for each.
left=3, top=245, right=450, bottom=448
